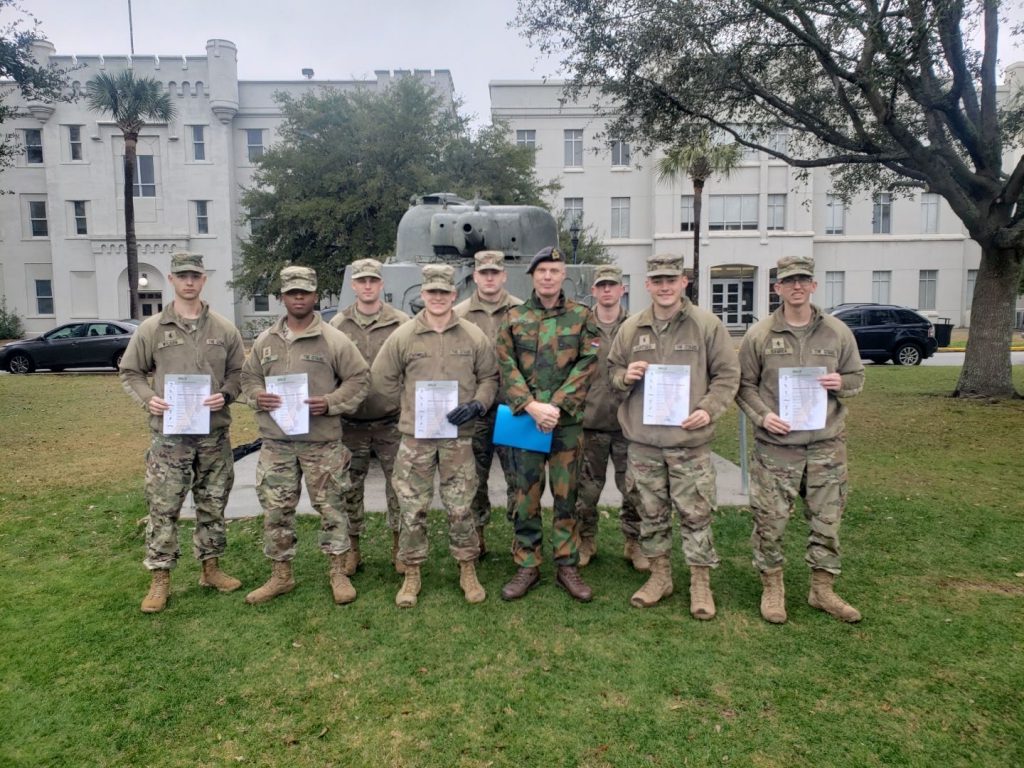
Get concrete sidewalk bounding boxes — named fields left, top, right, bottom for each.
left=184, top=450, right=749, bottom=520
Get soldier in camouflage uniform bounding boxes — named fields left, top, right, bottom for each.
left=574, top=264, right=644, bottom=569
left=372, top=264, right=499, bottom=607
left=608, top=254, right=740, bottom=618
left=496, top=246, right=598, bottom=603
left=737, top=255, right=865, bottom=624
left=454, top=250, right=524, bottom=554
left=120, top=252, right=245, bottom=613
left=330, top=258, right=409, bottom=575
left=241, top=266, right=369, bottom=606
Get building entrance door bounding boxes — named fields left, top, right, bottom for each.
left=710, top=279, right=753, bottom=328
left=139, top=292, right=163, bottom=318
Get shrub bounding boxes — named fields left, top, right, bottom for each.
left=0, top=297, right=24, bottom=339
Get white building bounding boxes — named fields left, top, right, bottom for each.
left=490, top=75, right=1024, bottom=329
left=0, top=39, right=453, bottom=334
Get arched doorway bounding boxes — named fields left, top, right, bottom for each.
left=117, top=264, right=166, bottom=318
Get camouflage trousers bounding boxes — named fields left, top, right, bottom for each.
left=144, top=430, right=234, bottom=570
left=625, top=442, right=720, bottom=567
left=575, top=429, right=641, bottom=541
left=392, top=436, right=480, bottom=566
left=341, top=416, right=402, bottom=535
left=470, top=406, right=517, bottom=526
left=750, top=437, right=848, bottom=574
left=507, top=422, right=583, bottom=568
left=255, top=439, right=352, bottom=561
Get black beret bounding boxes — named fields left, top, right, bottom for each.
left=526, top=246, right=564, bottom=274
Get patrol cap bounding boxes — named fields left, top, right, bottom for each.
left=280, top=265, right=317, bottom=293
left=421, top=264, right=457, bottom=293
left=526, top=246, right=565, bottom=274
left=474, top=250, right=505, bottom=272
left=777, top=255, right=815, bottom=280
left=170, top=252, right=205, bottom=275
left=646, top=254, right=683, bottom=278
left=592, top=264, right=623, bottom=287
left=351, top=258, right=383, bottom=280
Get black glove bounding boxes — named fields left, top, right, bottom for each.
left=446, top=400, right=486, bottom=426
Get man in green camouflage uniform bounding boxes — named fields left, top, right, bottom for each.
left=737, top=255, right=865, bottom=624
left=496, top=246, right=598, bottom=603
left=608, top=254, right=740, bottom=618
left=454, top=250, right=524, bottom=554
left=372, top=264, right=498, bottom=607
left=120, top=252, right=245, bottom=613
left=241, top=266, right=369, bottom=606
left=575, top=264, right=644, bottom=570
left=330, top=258, right=409, bottom=575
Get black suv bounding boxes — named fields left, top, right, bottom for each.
left=829, top=303, right=938, bottom=365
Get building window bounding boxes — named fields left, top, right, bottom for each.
left=253, top=295, right=270, bottom=312
left=24, top=128, right=43, bottom=163
left=515, top=129, right=536, bottom=148
left=825, top=271, right=845, bottom=308
left=194, top=200, right=210, bottom=235
left=191, top=125, right=206, bottom=161
left=564, top=129, right=583, bottom=167
left=767, top=194, right=786, bottom=231
left=709, top=194, right=758, bottom=230
left=246, top=129, right=264, bottom=162
left=966, top=269, right=977, bottom=310
left=918, top=269, right=937, bottom=310
left=610, top=139, right=630, bottom=167
left=249, top=212, right=267, bottom=235
left=610, top=197, right=630, bottom=238
left=68, top=125, right=83, bottom=161
left=766, top=127, right=789, bottom=155
left=72, top=201, right=88, bottom=235
left=872, top=270, right=891, bottom=304
left=825, top=194, right=845, bottom=234
left=563, top=197, right=583, bottom=227
left=921, top=192, right=939, bottom=233
left=680, top=195, right=695, bottom=232
left=872, top=192, right=892, bottom=234
left=29, top=200, right=48, bottom=237
left=133, top=155, right=156, bottom=197
left=35, top=279, right=54, bottom=315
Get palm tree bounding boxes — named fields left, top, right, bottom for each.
left=656, top=133, right=741, bottom=306
left=86, top=71, right=175, bottom=319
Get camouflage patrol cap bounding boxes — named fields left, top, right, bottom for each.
left=646, top=254, right=683, bottom=278
left=170, top=252, right=205, bottom=275
left=526, top=246, right=564, bottom=274
left=421, top=264, right=457, bottom=293
left=777, top=255, right=815, bottom=280
left=351, top=258, right=383, bottom=280
left=474, top=250, right=505, bottom=272
left=592, top=264, right=623, bottom=286
left=280, top=265, right=317, bottom=293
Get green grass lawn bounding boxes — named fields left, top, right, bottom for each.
left=1, top=369, right=1022, bottom=767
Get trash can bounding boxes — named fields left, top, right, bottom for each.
left=934, top=318, right=953, bottom=347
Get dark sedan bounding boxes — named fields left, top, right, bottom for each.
left=2, top=320, right=137, bottom=373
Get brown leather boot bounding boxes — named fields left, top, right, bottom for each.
left=623, top=538, right=651, bottom=572
left=329, top=554, right=357, bottom=605
left=689, top=565, right=716, bottom=620
left=476, top=526, right=487, bottom=559
left=459, top=560, right=486, bottom=604
left=808, top=570, right=861, bottom=622
left=578, top=536, right=597, bottom=567
left=630, top=555, right=673, bottom=607
left=396, top=565, right=421, bottom=608
left=501, top=567, right=540, bottom=601
left=245, top=560, right=295, bottom=605
left=556, top=565, right=593, bottom=602
left=392, top=530, right=406, bottom=575
left=759, top=567, right=787, bottom=624
left=343, top=535, right=361, bottom=576
left=198, top=558, right=241, bottom=592
left=141, top=570, right=170, bottom=613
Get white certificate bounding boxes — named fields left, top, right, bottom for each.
left=779, top=367, right=827, bottom=431
left=643, top=364, right=691, bottom=426
left=266, top=373, right=310, bottom=436
left=162, top=374, right=211, bottom=435
left=415, top=380, right=459, bottom=439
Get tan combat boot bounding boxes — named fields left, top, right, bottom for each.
left=630, top=555, right=673, bottom=607
left=477, top=526, right=487, bottom=559
left=343, top=535, right=361, bottom=576
left=198, top=558, right=241, bottom=592
left=759, top=567, right=787, bottom=624
left=689, top=566, right=716, bottom=620
left=459, top=560, right=486, bottom=604
left=141, top=570, right=170, bottom=613
left=395, top=565, right=421, bottom=608
left=392, top=530, right=406, bottom=575
left=329, top=554, right=357, bottom=604
left=808, top=570, right=861, bottom=622
left=245, top=560, right=295, bottom=605
left=578, top=536, right=597, bottom=567
left=623, top=538, right=651, bottom=572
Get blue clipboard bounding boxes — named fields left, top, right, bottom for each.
left=493, top=404, right=553, bottom=454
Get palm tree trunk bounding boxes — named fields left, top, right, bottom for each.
left=691, top=178, right=704, bottom=306
left=123, top=132, right=140, bottom=320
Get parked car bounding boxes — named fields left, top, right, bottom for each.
left=1, top=320, right=137, bottom=373
left=829, top=303, right=938, bottom=365
left=318, top=306, right=339, bottom=324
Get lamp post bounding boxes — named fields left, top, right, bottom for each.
left=569, top=221, right=581, bottom=265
